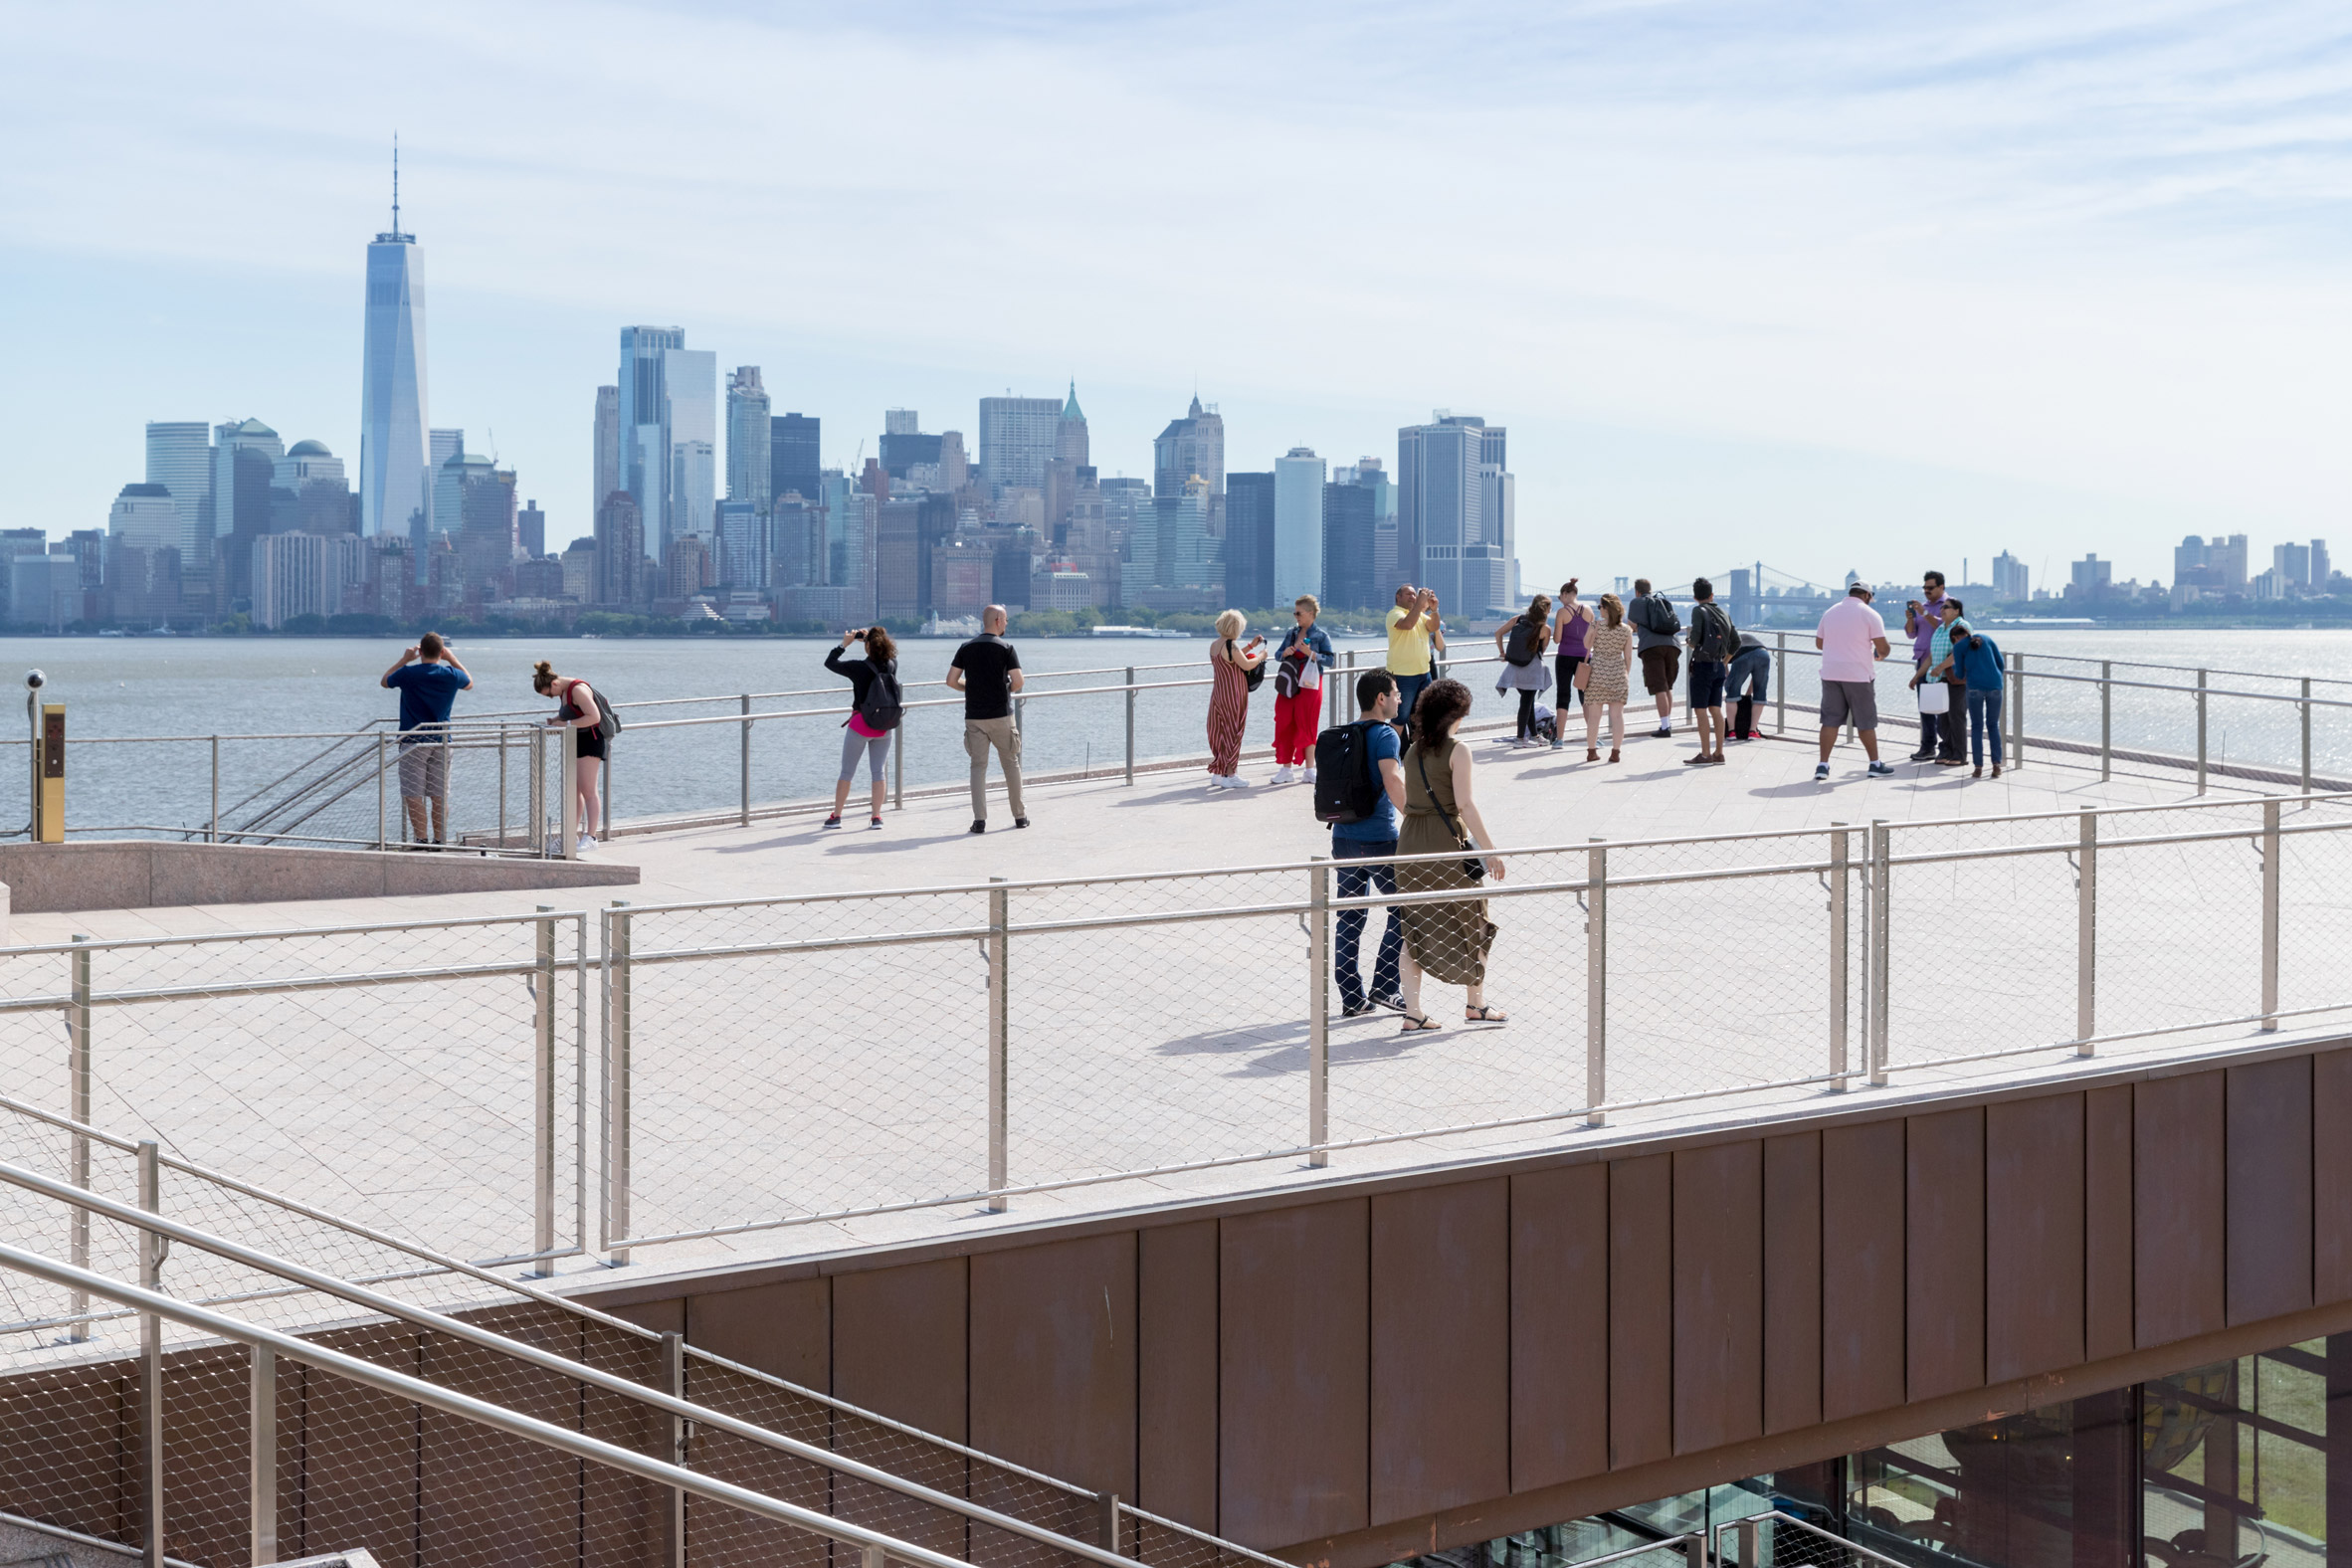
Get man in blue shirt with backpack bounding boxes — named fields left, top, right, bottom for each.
left=1315, top=669, right=1410, bottom=1017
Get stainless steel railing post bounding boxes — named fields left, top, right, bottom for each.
left=531, top=904, right=557, bottom=1270
left=2196, top=669, right=2209, bottom=794
left=1124, top=667, right=1136, bottom=786
left=2099, top=662, right=2111, bottom=781
left=1097, top=1492, right=1121, bottom=1555
left=893, top=706, right=904, bottom=810
left=739, top=694, right=751, bottom=828
left=2301, top=678, right=2313, bottom=793
left=606, top=901, right=633, bottom=1264
left=2261, top=798, right=2280, bottom=1032
left=2076, top=810, right=2096, bottom=1054
left=1307, top=858, right=1330, bottom=1168
left=498, top=725, right=509, bottom=849
left=987, top=878, right=1010, bottom=1212
left=559, top=723, right=580, bottom=859
left=1829, top=823, right=1849, bottom=1091
left=249, top=1343, right=276, bottom=1565
left=209, top=736, right=219, bottom=843
left=529, top=724, right=545, bottom=856
left=1775, top=633, right=1787, bottom=733
left=1585, top=840, right=1607, bottom=1127
left=665, top=1330, right=688, bottom=1568
left=1868, top=820, right=1891, bottom=1084
left=1736, top=1517, right=1759, bottom=1568
left=138, top=1138, right=164, bottom=1568
left=2012, top=654, right=2025, bottom=769
left=67, top=932, right=91, bottom=1338
left=375, top=732, right=387, bottom=850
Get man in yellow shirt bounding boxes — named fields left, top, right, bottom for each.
left=1384, top=583, right=1446, bottom=729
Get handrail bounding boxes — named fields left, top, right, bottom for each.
left=0, top=1239, right=971, bottom=1568
left=1711, top=1508, right=1913, bottom=1568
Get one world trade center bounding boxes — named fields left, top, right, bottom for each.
left=359, top=146, right=430, bottom=542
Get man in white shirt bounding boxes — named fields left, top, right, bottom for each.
left=1813, top=582, right=1895, bottom=783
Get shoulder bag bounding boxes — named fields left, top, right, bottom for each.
left=1413, top=744, right=1485, bottom=882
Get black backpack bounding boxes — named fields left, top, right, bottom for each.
left=856, top=662, right=903, bottom=732
left=1691, top=603, right=1736, bottom=662
left=1227, top=639, right=1265, bottom=691
left=1313, top=722, right=1387, bottom=825
left=1504, top=617, right=1540, bottom=667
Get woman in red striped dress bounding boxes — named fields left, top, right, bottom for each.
left=1205, top=608, right=1266, bottom=789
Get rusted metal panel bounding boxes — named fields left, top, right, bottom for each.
left=1906, top=1106, right=1986, bottom=1403
left=297, top=1325, right=425, bottom=1568
left=1369, top=1178, right=1509, bottom=1523
left=1822, top=1119, right=1905, bottom=1420
left=1219, top=1199, right=1370, bottom=1548
left=1138, top=1220, right=1219, bottom=1530
left=0, top=1361, right=128, bottom=1548
left=833, top=1257, right=971, bottom=1557
left=1763, top=1132, right=1823, bottom=1435
left=2084, top=1084, right=2135, bottom=1360
left=1671, top=1142, right=1762, bottom=1456
left=2226, top=1057, right=2314, bottom=1324
left=2136, top=1071, right=2228, bottom=1348
left=1986, top=1094, right=2084, bottom=1383
left=971, top=1232, right=1137, bottom=1503
left=420, top=1310, right=588, bottom=1568
left=688, top=1278, right=830, bottom=1392
left=2318, top=1051, right=2352, bottom=1304
left=1509, top=1164, right=1609, bottom=1489
left=1608, top=1153, right=1672, bottom=1470
left=577, top=1316, right=689, bottom=1568
left=159, top=1344, right=262, bottom=1568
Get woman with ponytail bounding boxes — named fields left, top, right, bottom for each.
left=533, top=661, right=606, bottom=851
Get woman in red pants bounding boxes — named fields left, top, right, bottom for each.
left=1271, top=595, right=1335, bottom=784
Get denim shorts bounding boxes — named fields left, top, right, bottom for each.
left=1686, top=659, right=1727, bottom=708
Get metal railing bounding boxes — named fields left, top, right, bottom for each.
left=591, top=788, right=2352, bottom=1256
left=1708, top=1509, right=1911, bottom=1568
left=0, top=1119, right=1284, bottom=1568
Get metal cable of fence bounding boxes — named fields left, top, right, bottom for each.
left=1710, top=1509, right=1912, bottom=1568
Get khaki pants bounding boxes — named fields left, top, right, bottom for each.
left=964, top=716, right=1025, bottom=821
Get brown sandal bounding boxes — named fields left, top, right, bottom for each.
left=1586, top=747, right=1600, bottom=761
left=1608, top=748, right=1622, bottom=763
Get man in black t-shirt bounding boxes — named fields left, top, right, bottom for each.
left=946, top=605, right=1028, bottom=833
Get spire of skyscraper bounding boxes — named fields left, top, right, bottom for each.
left=360, top=151, right=428, bottom=541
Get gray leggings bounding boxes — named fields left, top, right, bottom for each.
left=840, top=726, right=891, bottom=785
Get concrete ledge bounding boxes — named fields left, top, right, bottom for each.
left=0, top=841, right=636, bottom=914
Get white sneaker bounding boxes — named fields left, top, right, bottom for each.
left=576, top=835, right=595, bottom=853
left=1272, top=766, right=1294, bottom=785
left=1225, top=774, right=1252, bottom=788
left=1303, top=767, right=1317, bottom=784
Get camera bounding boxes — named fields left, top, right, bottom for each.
left=24, top=670, right=44, bottom=690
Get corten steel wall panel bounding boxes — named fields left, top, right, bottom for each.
left=971, top=1233, right=1137, bottom=1506
left=1138, top=1220, right=1219, bottom=1530
left=578, top=1315, right=688, bottom=1568
left=2227, top=1057, right=2314, bottom=1324
left=0, top=1363, right=127, bottom=1546
left=1906, top=1107, right=1986, bottom=1403
left=1671, top=1142, right=1763, bottom=1456
left=2084, top=1084, right=2135, bottom=1360
left=1763, top=1133, right=1824, bottom=1434
left=2136, top=1071, right=2228, bottom=1348
left=1509, top=1164, right=1609, bottom=1490
left=1986, top=1094, right=2085, bottom=1383
left=160, top=1344, right=260, bottom=1568
left=833, top=1257, right=971, bottom=1559
left=421, top=1310, right=590, bottom=1568
left=1220, top=1199, right=1370, bottom=1548
left=2320, top=1052, right=2352, bottom=1304
left=298, top=1325, right=426, bottom=1568
left=689, top=1278, right=832, bottom=1391
left=604, top=1296, right=684, bottom=1337
left=1369, top=1178, right=1509, bottom=1523
left=1608, top=1154, right=1672, bottom=1470
left=1821, top=1120, right=1906, bottom=1420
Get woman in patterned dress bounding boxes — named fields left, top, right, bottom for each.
left=1578, top=593, right=1634, bottom=762
left=1205, top=608, right=1266, bottom=789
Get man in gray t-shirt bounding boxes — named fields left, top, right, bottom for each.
left=1625, top=577, right=1682, bottom=737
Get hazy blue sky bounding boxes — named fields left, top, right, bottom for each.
left=5, top=0, right=2348, bottom=591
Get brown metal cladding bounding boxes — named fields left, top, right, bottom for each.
left=1985, top=1094, right=2085, bottom=1383
left=2318, top=1050, right=2352, bottom=1303
left=2226, top=1056, right=2314, bottom=1324
left=420, top=1310, right=591, bottom=1568
left=1508, top=1163, right=1609, bottom=1489
left=2084, top=1083, right=2135, bottom=1359
left=688, top=1278, right=830, bottom=1391
left=2135, top=1070, right=2228, bottom=1347
left=832, top=1257, right=971, bottom=1558
left=1368, top=1178, right=1509, bottom=1523
left=1821, top=1119, right=1905, bottom=1420
left=577, top=1314, right=689, bottom=1568
left=1905, top=1107, right=1986, bottom=1403
left=0, top=1362, right=127, bottom=1544
left=158, top=1344, right=259, bottom=1568
left=296, top=1325, right=426, bottom=1568
left=1670, top=1142, right=1762, bottom=1456
left=1762, top=1132, right=1823, bottom=1434
left=1218, top=1199, right=1370, bottom=1549
left=969, top=1232, right=1137, bottom=1501
left=1607, top=1153, right=1672, bottom=1470
left=1137, top=1220, right=1219, bottom=1530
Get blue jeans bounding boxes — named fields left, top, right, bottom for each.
left=1727, top=647, right=1771, bottom=703
left=1392, top=672, right=1432, bottom=727
left=1332, top=839, right=1404, bottom=1009
left=1966, top=686, right=2004, bottom=766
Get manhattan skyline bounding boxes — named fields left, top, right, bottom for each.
left=6, top=2, right=2348, bottom=591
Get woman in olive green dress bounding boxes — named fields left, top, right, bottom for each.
left=1394, top=679, right=1506, bottom=1033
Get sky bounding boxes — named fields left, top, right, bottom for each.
left=4, top=0, right=2349, bottom=593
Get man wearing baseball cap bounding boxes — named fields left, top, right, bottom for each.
left=1812, top=582, right=1895, bottom=783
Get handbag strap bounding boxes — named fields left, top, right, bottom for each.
left=1413, top=743, right=1472, bottom=849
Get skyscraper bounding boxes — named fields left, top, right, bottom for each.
left=212, top=418, right=283, bottom=603
left=1152, top=396, right=1225, bottom=503
left=358, top=150, right=430, bottom=543
left=618, top=325, right=686, bottom=544
left=725, top=367, right=771, bottom=511
left=143, top=422, right=211, bottom=564
left=770, top=414, right=821, bottom=504
left=666, top=348, right=717, bottom=552
left=977, top=396, right=1062, bottom=493
left=593, top=386, right=620, bottom=511
left=1224, top=473, right=1275, bottom=609
left=1273, top=448, right=1325, bottom=605
left=1044, top=383, right=1089, bottom=530
left=595, top=490, right=646, bottom=607
left=518, top=499, right=546, bottom=559
left=108, top=484, right=180, bottom=551
left=1992, top=550, right=2030, bottom=602
left=1321, top=482, right=1377, bottom=611
left=881, top=411, right=943, bottom=481
left=1397, top=412, right=1515, bottom=613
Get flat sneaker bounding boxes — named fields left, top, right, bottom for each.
left=1014, top=817, right=1029, bottom=828
left=576, top=835, right=596, bottom=852
left=868, top=817, right=883, bottom=830
left=1653, top=726, right=1673, bottom=738
left=1908, top=750, right=1935, bottom=762
left=822, top=815, right=843, bottom=830
left=969, top=820, right=986, bottom=834
left=1341, top=999, right=1378, bottom=1019
left=1272, top=766, right=1294, bottom=784
left=1302, top=767, right=1317, bottom=783
left=1868, top=761, right=1896, bottom=777
left=1814, top=763, right=1831, bottom=781
left=1371, top=991, right=1408, bottom=1012
left=1225, top=775, right=1252, bottom=788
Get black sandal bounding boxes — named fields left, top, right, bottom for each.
left=1465, top=1005, right=1509, bottom=1023
left=1400, top=1013, right=1442, bottom=1035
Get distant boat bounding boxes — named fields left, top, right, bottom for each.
left=1088, top=625, right=1187, bottom=639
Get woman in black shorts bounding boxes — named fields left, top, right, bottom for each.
left=534, top=661, right=606, bottom=851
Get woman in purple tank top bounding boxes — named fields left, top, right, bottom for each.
left=1551, top=580, right=1595, bottom=746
